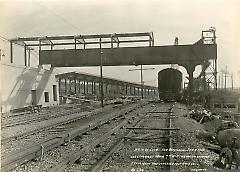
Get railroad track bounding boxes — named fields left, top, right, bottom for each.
left=95, top=104, right=175, bottom=172
left=1, top=106, right=87, bottom=128
left=170, top=103, right=213, bottom=172
left=1, top=103, right=88, bottom=120
left=3, top=102, right=214, bottom=171
left=47, top=102, right=211, bottom=172
left=1, top=101, right=132, bottom=129
left=2, top=111, right=89, bottom=143
left=1, top=102, right=146, bottom=171
left=44, top=103, right=173, bottom=172
left=1, top=104, right=122, bottom=143
left=89, top=109, right=159, bottom=172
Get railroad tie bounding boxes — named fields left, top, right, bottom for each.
left=33, top=145, right=44, bottom=162
left=126, top=127, right=180, bottom=130
left=147, top=111, right=172, bottom=114
left=40, top=145, right=44, bottom=160
left=59, top=133, right=71, bottom=146
left=145, top=115, right=178, bottom=119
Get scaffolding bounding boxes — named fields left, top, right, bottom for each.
left=197, top=27, right=217, bottom=90
left=9, top=32, right=154, bottom=65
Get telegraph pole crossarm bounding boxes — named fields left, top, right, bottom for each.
left=129, top=66, right=155, bottom=99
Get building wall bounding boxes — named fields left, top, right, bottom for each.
left=0, top=39, right=59, bottom=113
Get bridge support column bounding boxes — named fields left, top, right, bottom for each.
left=78, top=80, right=80, bottom=95
left=98, top=82, right=101, bottom=95
left=78, top=79, right=81, bottom=96
left=186, top=65, right=195, bottom=104
left=105, top=84, right=108, bottom=95
left=113, top=84, right=115, bottom=96
left=93, top=81, right=96, bottom=94
left=91, top=81, right=94, bottom=94
left=58, top=78, right=61, bottom=96
left=64, top=78, right=67, bottom=95
left=117, top=85, right=119, bottom=95
left=68, top=78, right=71, bottom=94
left=85, top=81, right=88, bottom=94
left=74, top=78, right=77, bottom=94
left=83, top=81, right=86, bottom=94
left=69, top=78, right=72, bottom=94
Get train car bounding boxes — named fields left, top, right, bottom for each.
left=158, top=68, right=182, bottom=102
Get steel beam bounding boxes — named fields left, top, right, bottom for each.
left=24, top=45, right=27, bottom=66
left=11, top=32, right=152, bottom=42
left=39, top=44, right=217, bottom=68
left=26, top=39, right=150, bottom=47
left=10, top=41, right=13, bottom=63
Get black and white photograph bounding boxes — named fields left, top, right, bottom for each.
left=0, top=0, right=239, bottom=171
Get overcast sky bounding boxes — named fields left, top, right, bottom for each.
left=0, top=0, right=239, bottom=87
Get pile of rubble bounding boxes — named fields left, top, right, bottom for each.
left=187, top=105, right=214, bottom=124
left=186, top=104, right=240, bottom=169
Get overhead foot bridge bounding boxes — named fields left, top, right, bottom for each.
left=10, top=30, right=217, bottom=98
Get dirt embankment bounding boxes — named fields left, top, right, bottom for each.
left=172, top=104, right=219, bottom=172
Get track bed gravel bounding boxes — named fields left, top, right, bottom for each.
left=3, top=102, right=223, bottom=172
left=97, top=104, right=170, bottom=172
left=172, top=104, right=219, bottom=172
left=1, top=103, right=126, bottom=156
left=6, top=102, right=146, bottom=172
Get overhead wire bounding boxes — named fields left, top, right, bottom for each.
left=33, top=1, right=81, bottom=33
left=1, top=35, right=66, bottom=73
left=0, top=35, right=10, bottom=42
left=144, top=78, right=158, bottom=82
left=1, top=1, right=84, bottom=63
left=1, top=3, right=81, bottom=77
left=0, top=35, right=40, bottom=62
left=2, top=3, right=157, bottom=82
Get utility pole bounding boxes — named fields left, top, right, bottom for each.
left=218, top=75, right=221, bottom=89
left=224, top=72, right=227, bottom=90
left=99, top=38, right=104, bottom=107
left=129, top=66, right=155, bottom=99
left=238, top=70, right=240, bottom=92
left=220, top=66, right=229, bottom=90
left=231, top=73, right=234, bottom=90
left=223, top=66, right=229, bottom=90
left=221, top=70, right=224, bottom=89
left=140, top=65, right=143, bottom=99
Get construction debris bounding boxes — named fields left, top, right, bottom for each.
left=188, top=107, right=213, bottom=123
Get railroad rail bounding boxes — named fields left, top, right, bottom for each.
left=46, top=103, right=176, bottom=171
left=89, top=108, right=159, bottom=172
left=2, top=102, right=216, bottom=171
left=1, top=102, right=146, bottom=171
left=1, top=103, right=123, bottom=142
left=1, top=105, right=89, bottom=128
left=169, top=104, right=175, bottom=172
left=48, top=104, right=156, bottom=172
left=1, top=100, right=122, bottom=128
